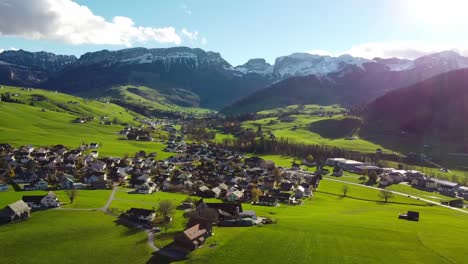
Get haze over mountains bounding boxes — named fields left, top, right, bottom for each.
left=1, top=48, right=468, bottom=112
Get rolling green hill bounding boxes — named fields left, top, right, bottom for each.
left=102, top=85, right=213, bottom=114
left=0, top=86, right=173, bottom=157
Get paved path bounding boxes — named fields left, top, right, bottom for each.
left=101, top=184, right=118, bottom=212
left=322, top=177, right=468, bottom=214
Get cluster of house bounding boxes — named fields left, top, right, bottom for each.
left=0, top=191, right=60, bottom=224
left=122, top=127, right=154, bottom=142
left=164, top=125, right=187, bottom=153
left=325, top=158, right=468, bottom=203
left=0, top=143, right=156, bottom=191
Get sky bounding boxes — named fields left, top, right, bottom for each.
left=1, top=0, right=468, bottom=65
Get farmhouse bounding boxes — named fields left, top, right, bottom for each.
left=256, top=196, right=278, bottom=206
left=22, top=191, right=60, bottom=209
left=125, top=208, right=156, bottom=222
left=0, top=200, right=31, bottom=224
left=174, top=223, right=210, bottom=251
left=0, top=183, right=9, bottom=192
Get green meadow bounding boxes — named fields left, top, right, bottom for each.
left=183, top=180, right=468, bottom=264
left=0, top=88, right=174, bottom=158
left=1, top=179, right=467, bottom=264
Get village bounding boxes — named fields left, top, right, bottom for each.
left=1, top=122, right=468, bottom=255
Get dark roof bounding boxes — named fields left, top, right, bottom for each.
left=259, top=196, right=278, bottom=203
left=205, top=202, right=243, bottom=215
left=127, top=208, right=155, bottom=216
left=22, top=195, right=45, bottom=203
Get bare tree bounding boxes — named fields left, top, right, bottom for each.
left=65, top=189, right=79, bottom=204
left=157, top=200, right=175, bottom=232
left=379, top=190, right=393, bottom=203
left=342, top=184, right=349, bottom=197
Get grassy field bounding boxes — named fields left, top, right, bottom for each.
left=0, top=86, right=140, bottom=123
left=241, top=114, right=392, bottom=153
left=0, top=210, right=152, bottom=264
left=182, top=180, right=468, bottom=264
left=104, top=85, right=214, bottom=114
left=0, top=102, right=172, bottom=158
left=1, top=180, right=467, bottom=264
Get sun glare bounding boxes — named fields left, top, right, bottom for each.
left=406, top=0, right=468, bottom=29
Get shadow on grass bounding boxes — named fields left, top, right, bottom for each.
left=316, top=190, right=432, bottom=207
left=147, top=242, right=189, bottom=264
left=113, top=217, right=142, bottom=236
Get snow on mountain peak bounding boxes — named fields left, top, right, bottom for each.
left=235, top=58, right=273, bottom=75
left=273, top=53, right=372, bottom=78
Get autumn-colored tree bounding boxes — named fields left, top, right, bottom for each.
left=251, top=187, right=262, bottom=203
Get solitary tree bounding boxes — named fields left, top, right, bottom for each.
left=157, top=200, right=175, bottom=232
left=65, top=189, right=79, bottom=204
left=367, top=170, right=378, bottom=185
left=342, top=184, right=349, bottom=197
left=251, top=187, right=262, bottom=203
left=379, top=190, right=394, bottom=203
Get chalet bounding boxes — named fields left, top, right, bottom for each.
left=91, top=161, right=107, bottom=171
left=411, top=177, right=437, bottom=191
left=225, top=190, right=243, bottom=202
left=196, top=199, right=242, bottom=222
left=85, top=171, right=107, bottom=183
left=0, top=200, right=31, bottom=224
left=434, top=179, right=458, bottom=197
left=137, top=182, right=158, bottom=194
left=174, top=223, right=210, bottom=251
left=277, top=192, right=295, bottom=204
left=125, top=208, right=156, bottom=222
left=256, top=196, right=278, bottom=206
left=197, top=185, right=217, bottom=198
left=91, top=180, right=110, bottom=189
left=24, top=178, right=48, bottom=190
left=280, top=181, right=295, bottom=192
left=22, top=192, right=60, bottom=209
left=295, top=185, right=306, bottom=198
left=300, top=183, right=313, bottom=197
left=0, top=183, right=9, bottom=192
left=263, top=177, right=276, bottom=190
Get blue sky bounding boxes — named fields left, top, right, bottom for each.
left=1, top=0, right=468, bottom=65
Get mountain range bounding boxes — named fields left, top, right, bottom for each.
left=1, top=48, right=468, bottom=111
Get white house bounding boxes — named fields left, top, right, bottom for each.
left=91, top=161, right=107, bottom=171
left=137, top=182, right=157, bottom=194
left=22, top=191, right=60, bottom=209
left=295, top=185, right=305, bottom=198
left=225, top=190, right=243, bottom=202
left=0, top=183, right=9, bottom=192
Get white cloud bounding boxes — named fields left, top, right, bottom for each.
left=0, top=0, right=182, bottom=46
left=0, top=49, right=4, bottom=54
left=181, top=28, right=207, bottom=46
left=308, top=41, right=468, bottom=59
left=181, top=28, right=199, bottom=41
